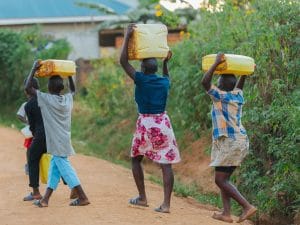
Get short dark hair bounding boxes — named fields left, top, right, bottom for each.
left=219, top=74, right=237, bottom=91
left=48, top=75, right=64, bottom=94
left=24, top=77, right=40, bottom=89
left=141, top=58, right=158, bottom=74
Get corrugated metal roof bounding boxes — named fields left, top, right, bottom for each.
left=0, top=0, right=131, bottom=19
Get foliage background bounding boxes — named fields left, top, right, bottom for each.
left=167, top=0, right=300, bottom=221
left=0, top=0, right=299, bottom=224
left=0, top=26, right=71, bottom=109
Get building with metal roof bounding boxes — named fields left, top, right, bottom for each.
left=0, top=0, right=138, bottom=59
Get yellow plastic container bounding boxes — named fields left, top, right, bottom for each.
left=39, top=153, right=51, bottom=184
left=202, top=54, right=255, bottom=75
left=35, top=60, right=76, bottom=78
left=128, top=24, right=169, bottom=60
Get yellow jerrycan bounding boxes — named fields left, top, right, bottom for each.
left=39, top=153, right=52, bottom=184
left=128, top=24, right=169, bottom=60
left=202, top=54, right=255, bottom=75
left=35, top=60, right=76, bottom=78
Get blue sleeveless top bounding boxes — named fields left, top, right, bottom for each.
left=134, top=72, right=170, bottom=114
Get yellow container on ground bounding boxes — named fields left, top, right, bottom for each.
left=128, top=24, right=169, bottom=60
left=202, top=54, right=255, bottom=75
left=35, top=60, right=76, bottom=78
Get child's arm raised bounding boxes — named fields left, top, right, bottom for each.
left=25, top=60, right=40, bottom=96
left=163, top=51, right=172, bottom=77
left=236, top=75, right=247, bottom=90
left=201, top=53, right=225, bottom=91
left=68, top=76, right=76, bottom=95
left=120, top=24, right=136, bottom=80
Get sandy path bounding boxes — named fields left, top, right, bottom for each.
left=0, top=126, right=253, bottom=225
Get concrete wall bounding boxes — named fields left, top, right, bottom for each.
left=41, top=23, right=100, bottom=60
left=4, top=22, right=101, bottom=60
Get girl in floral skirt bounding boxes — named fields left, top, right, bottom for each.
left=120, top=24, right=181, bottom=213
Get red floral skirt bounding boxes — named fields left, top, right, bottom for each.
left=131, top=112, right=181, bottom=164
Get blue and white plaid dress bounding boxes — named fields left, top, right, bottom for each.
left=207, top=85, right=249, bottom=166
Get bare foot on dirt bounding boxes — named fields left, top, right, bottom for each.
left=212, top=212, right=233, bottom=223
left=237, top=206, right=257, bottom=223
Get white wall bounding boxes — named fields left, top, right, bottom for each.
left=41, top=23, right=100, bottom=60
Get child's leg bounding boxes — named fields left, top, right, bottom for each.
left=129, top=155, right=148, bottom=206
left=221, top=189, right=231, bottom=216
left=71, top=185, right=89, bottom=206
left=38, top=157, right=61, bottom=206
left=53, top=156, right=80, bottom=189
left=61, top=177, right=77, bottom=199
left=155, top=164, right=173, bottom=213
left=211, top=167, right=234, bottom=222
left=214, top=167, right=256, bottom=222
left=53, top=156, right=89, bottom=206
left=25, top=137, right=46, bottom=200
left=34, top=188, right=53, bottom=207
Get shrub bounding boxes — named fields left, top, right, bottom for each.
left=0, top=27, right=71, bottom=107
left=168, top=0, right=300, bottom=221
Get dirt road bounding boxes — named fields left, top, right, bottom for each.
left=0, top=126, right=253, bottom=225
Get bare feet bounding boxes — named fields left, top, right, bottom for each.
left=129, top=196, right=148, bottom=207
left=212, top=212, right=233, bottom=223
left=237, top=205, right=257, bottom=223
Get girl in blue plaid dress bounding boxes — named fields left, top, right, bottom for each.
left=202, top=53, right=257, bottom=223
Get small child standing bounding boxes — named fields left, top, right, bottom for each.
left=201, top=53, right=257, bottom=223
left=25, top=61, right=89, bottom=207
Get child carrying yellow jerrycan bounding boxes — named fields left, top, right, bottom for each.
left=39, top=154, right=52, bottom=184
left=201, top=53, right=257, bottom=223
left=35, top=59, right=75, bottom=185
